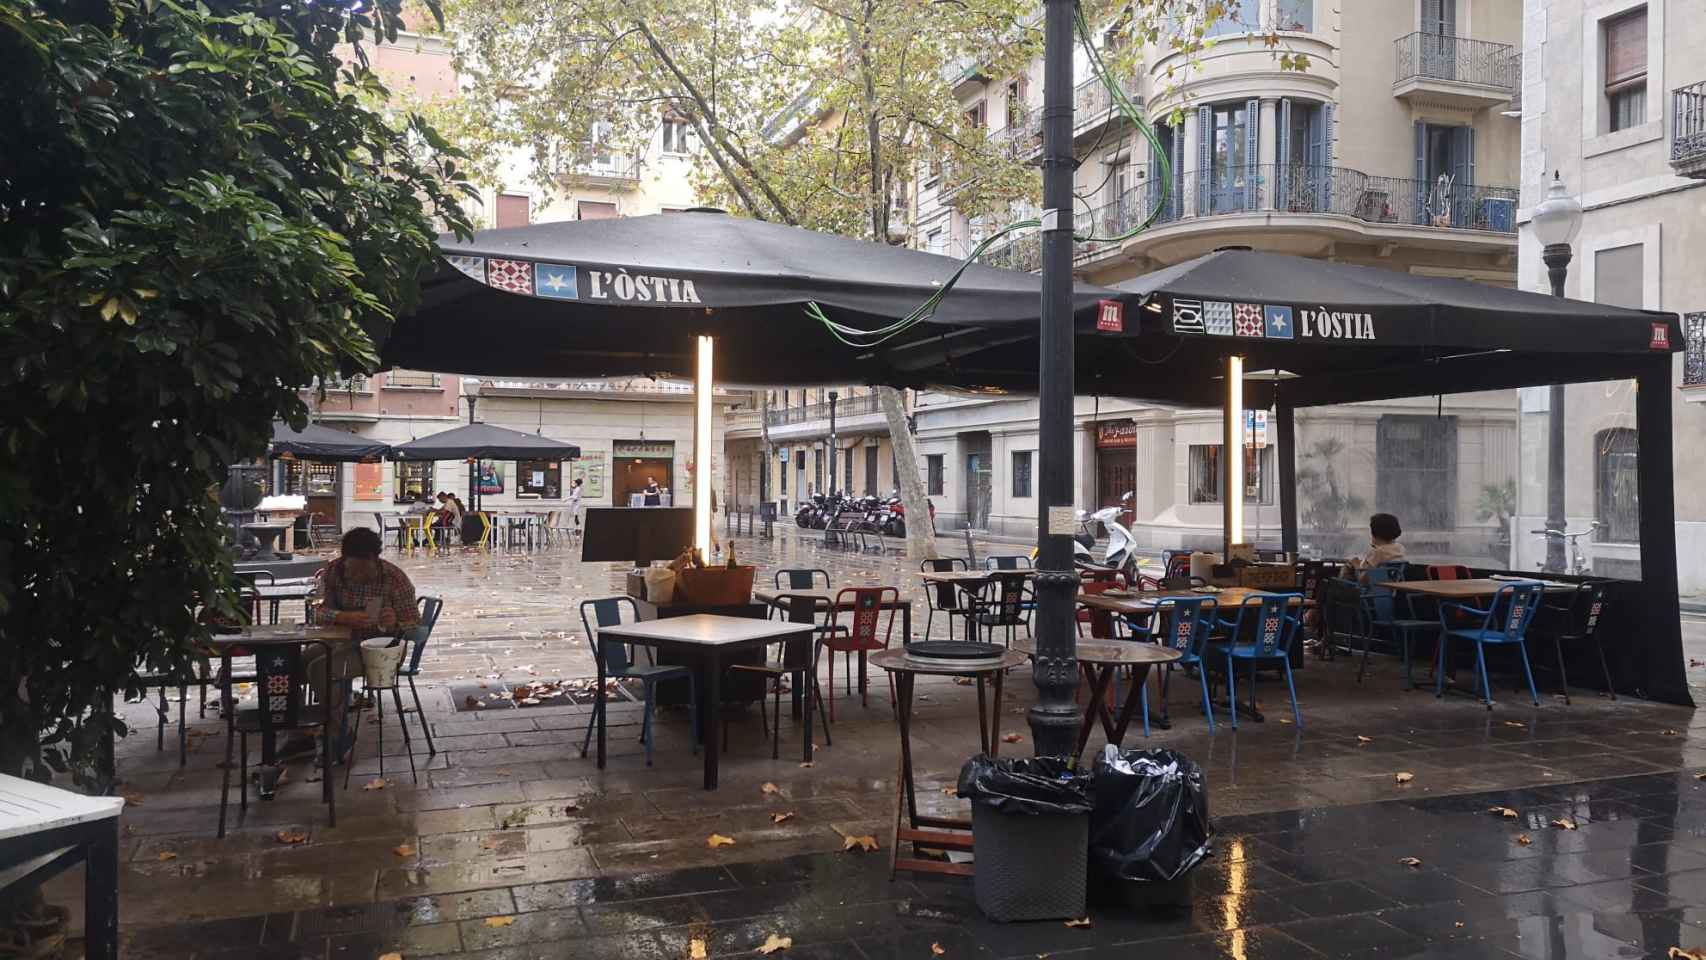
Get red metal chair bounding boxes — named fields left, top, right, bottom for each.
left=819, top=586, right=899, bottom=722
left=1077, top=576, right=1121, bottom=639
left=1427, top=564, right=1472, bottom=580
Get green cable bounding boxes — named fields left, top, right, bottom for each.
left=807, top=0, right=1166, bottom=347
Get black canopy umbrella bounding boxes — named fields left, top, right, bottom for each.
left=269, top=420, right=390, bottom=462
left=886, top=250, right=1681, bottom=407
left=379, top=210, right=1128, bottom=385
left=390, top=422, right=581, bottom=462
left=391, top=422, right=580, bottom=512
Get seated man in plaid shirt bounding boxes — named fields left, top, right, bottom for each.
left=280, top=528, right=419, bottom=762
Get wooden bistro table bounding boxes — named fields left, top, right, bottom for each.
left=869, top=646, right=1029, bottom=880
left=1384, top=577, right=1575, bottom=601
left=0, top=774, right=125, bottom=960
left=200, top=622, right=352, bottom=833
left=592, top=614, right=817, bottom=790
left=1012, top=637, right=1180, bottom=760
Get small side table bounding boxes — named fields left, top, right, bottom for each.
left=1013, top=637, right=1180, bottom=762
left=869, top=647, right=1029, bottom=880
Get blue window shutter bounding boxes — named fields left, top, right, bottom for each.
left=1171, top=125, right=1184, bottom=220
left=1413, top=120, right=1428, bottom=225
left=1450, top=125, right=1475, bottom=226
left=1245, top=97, right=1260, bottom=210
left=1316, top=104, right=1333, bottom=212
left=1197, top=105, right=1212, bottom=216
left=1277, top=99, right=1292, bottom=205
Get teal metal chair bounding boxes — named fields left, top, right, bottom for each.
left=1149, top=595, right=1219, bottom=734
left=577, top=597, right=699, bottom=766
left=1213, top=593, right=1305, bottom=728
left=1359, top=562, right=1440, bottom=690
left=1435, top=582, right=1544, bottom=709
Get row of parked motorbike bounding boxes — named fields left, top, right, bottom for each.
left=793, top=493, right=911, bottom=537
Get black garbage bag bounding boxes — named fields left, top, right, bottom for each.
left=956, top=754, right=1092, bottom=816
left=1088, top=746, right=1212, bottom=882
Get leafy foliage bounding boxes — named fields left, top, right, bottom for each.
left=0, top=0, right=470, bottom=780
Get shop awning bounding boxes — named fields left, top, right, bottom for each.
left=389, top=423, right=581, bottom=462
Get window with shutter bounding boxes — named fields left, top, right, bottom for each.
left=495, top=193, right=530, bottom=228
left=1196, top=105, right=1212, bottom=216
left=1603, top=8, right=1648, bottom=132
left=1244, top=98, right=1260, bottom=210
left=576, top=201, right=617, bottom=221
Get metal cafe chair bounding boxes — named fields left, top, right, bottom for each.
left=1359, top=562, right=1440, bottom=690
left=1212, top=593, right=1305, bottom=729
left=819, top=587, right=899, bottom=724
left=1528, top=581, right=1615, bottom=704
left=1150, top=595, right=1220, bottom=734
left=1435, top=582, right=1544, bottom=709
left=962, top=571, right=1031, bottom=648
left=724, top=596, right=831, bottom=759
left=396, top=596, right=444, bottom=754
left=219, top=638, right=336, bottom=838
left=577, top=598, right=699, bottom=767
left=920, top=557, right=969, bottom=641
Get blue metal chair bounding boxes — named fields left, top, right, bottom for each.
left=1359, top=562, right=1439, bottom=690
left=1149, top=596, right=1219, bottom=734
left=577, top=597, right=699, bottom=766
left=397, top=595, right=443, bottom=755
left=1435, top=582, right=1543, bottom=709
left=1213, top=593, right=1304, bottom=729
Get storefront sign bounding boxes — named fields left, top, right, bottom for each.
left=1096, top=299, right=1124, bottom=333
left=1170, top=298, right=1374, bottom=342
left=449, top=254, right=705, bottom=305
left=1651, top=321, right=1672, bottom=351
left=477, top=460, right=505, bottom=495
left=353, top=462, right=384, bottom=501
left=613, top=440, right=675, bottom=459
left=1096, top=421, right=1136, bottom=448
left=572, top=451, right=607, bottom=499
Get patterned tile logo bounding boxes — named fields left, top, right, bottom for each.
left=1234, top=303, right=1265, bottom=337
left=1203, top=300, right=1234, bottom=336
left=536, top=264, right=579, bottom=300
left=445, top=254, right=486, bottom=282
left=1263, top=305, right=1295, bottom=340
left=486, top=258, right=534, bottom=295
left=1172, top=298, right=1205, bottom=334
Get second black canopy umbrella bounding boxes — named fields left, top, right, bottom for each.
left=389, top=422, right=581, bottom=462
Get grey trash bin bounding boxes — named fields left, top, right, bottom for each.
left=958, top=754, right=1093, bottom=922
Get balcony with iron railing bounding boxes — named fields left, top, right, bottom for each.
left=763, top=392, right=884, bottom=428
left=1146, top=165, right=1518, bottom=233
left=1671, top=81, right=1706, bottom=178
left=1073, top=74, right=1141, bottom=137
left=571, top=152, right=642, bottom=185
left=382, top=369, right=442, bottom=389
left=1393, top=32, right=1519, bottom=109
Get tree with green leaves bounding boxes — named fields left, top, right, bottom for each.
left=0, top=0, right=469, bottom=804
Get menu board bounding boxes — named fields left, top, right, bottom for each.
left=352, top=462, right=384, bottom=501
left=572, top=451, right=607, bottom=500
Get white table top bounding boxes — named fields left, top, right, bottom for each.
left=597, top=614, right=812, bottom=648
left=0, top=774, right=124, bottom=841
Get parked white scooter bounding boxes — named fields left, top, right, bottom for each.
left=1039, top=492, right=1142, bottom=584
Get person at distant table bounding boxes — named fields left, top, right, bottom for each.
left=1345, top=512, right=1406, bottom=580
left=568, top=477, right=584, bottom=528
left=643, top=476, right=662, bottom=506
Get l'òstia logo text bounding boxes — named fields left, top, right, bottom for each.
left=1297, top=307, right=1376, bottom=341
left=586, top=269, right=702, bottom=304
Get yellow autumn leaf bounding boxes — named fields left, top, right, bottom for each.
left=1395, top=772, right=1414, bottom=784
left=842, top=834, right=879, bottom=852
left=771, top=812, right=795, bottom=824
left=1552, top=818, right=1578, bottom=830
left=707, top=834, right=736, bottom=848
left=1503, top=721, right=1526, bottom=728
left=393, top=844, right=415, bottom=857
left=156, top=851, right=178, bottom=862
left=482, top=916, right=515, bottom=928
left=1064, top=916, right=1093, bottom=928
left=761, top=782, right=780, bottom=795
left=931, top=944, right=946, bottom=956
left=799, top=761, right=814, bottom=769
left=378, top=953, right=403, bottom=960
left=1669, top=949, right=1706, bottom=960
left=690, top=937, right=709, bottom=959
left=1489, top=807, right=1518, bottom=819
left=1002, top=733, right=1023, bottom=744
left=757, top=933, right=792, bottom=954
left=362, top=778, right=389, bottom=792
left=1398, top=856, right=1422, bottom=867
left=275, top=830, right=307, bottom=845
left=1356, top=736, right=1372, bottom=744
left=1517, top=834, right=1533, bottom=846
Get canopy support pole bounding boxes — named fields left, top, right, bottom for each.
left=694, top=335, right=714, bottom=558
left=1277, top=400, right=1298, bottom=557
left=1224, top=355, right=1244, bottom=558
left=1026, top=0, right=1080, bottom=759
left=1635, top=357, right=1691, bottom=705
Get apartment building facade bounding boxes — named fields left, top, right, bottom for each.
left=909, top=0, right=1528, bottom=563
left=1514, top=0, right=1706, bottom=590
left=723, top=387, right=908, bottom=515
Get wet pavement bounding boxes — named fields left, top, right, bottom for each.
left=47, top=526, right=1706, bottom=957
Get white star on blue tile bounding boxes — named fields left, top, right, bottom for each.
left=536, top=264, right=579, bottom=300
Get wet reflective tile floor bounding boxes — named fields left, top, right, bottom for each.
left=54, top=529, right=1706, bottom=957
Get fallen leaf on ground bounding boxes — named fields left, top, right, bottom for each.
left=378, top=953, right=403, bottom=960
left=690, top=937, right=709, bottom=959
left=1503, top=721, right=1526, bottom=728
left=1551, top=818, right=1578, bottom=830
left=1517, top=834, right=1533, bottom=846
left=1398, top=856, right=1422, bottom=868
left=942, top=787, right=957, bottom=797
left=842, top=834, right=880, bottom=852
left=1356, top=736, right=1373, bottom=744
left=1490, top=807, right=1518, bottom=819
left=799, top=762, right=815, bottom=769
left=363, top=778, right=389, bottom=792
left=932, top=944, right=946, bottom=956
left=761, top=782, right=780, bottom=795
left=1395, top=772, right=1414, bottom=784
left=1669, top=949, right=1706, bottom=960
left=771, top=812, right=795, bottom=824
left=155, top=851, right=178, bottom=862
left=952, top=677, right=974, bottom=686
left=707, top=834, right=737, bottom=848
left=1064, top=917, right=1093, bottom=928
left=483, top=916, right=515, bottom=928
left=1002, top=733, right=1023, bottom=744
left=275, top=831, right=308, bottom=845
left=757, top=933, right=792, bottom=954
left=1454, top=922, right=1465, bottom=929
left=1663, top=729, right=1680, bottom=736
left=393, top=844, right=415, bottom=857
left=1696, top=772, right=1706, bottom=782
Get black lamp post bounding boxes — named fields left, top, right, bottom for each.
left=828, top=389, right=839, bottom=496
left=1027, top=0, right=1080, bottom=758
left=462, top=380, right=481, bottom=510
left=1531, top=171, right=1584, bottom=573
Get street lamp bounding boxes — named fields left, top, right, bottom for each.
left=827, top=390, right=839, bottom=496
left=462, top=378, right=481, bottom=510
left=1531, top=171, right=1583, bottom=573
